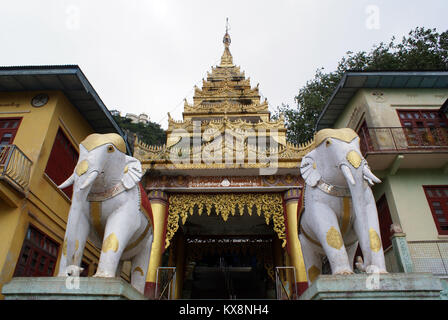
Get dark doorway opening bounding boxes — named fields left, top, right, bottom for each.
left=184, top=236, right=274, bottom=299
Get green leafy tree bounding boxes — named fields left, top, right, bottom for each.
left=113, top=115, right=166, bottom=147
left=277, top=27, right=448, bottom=144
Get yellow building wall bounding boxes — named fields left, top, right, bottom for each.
left=0, top=91, right=101, bottom=298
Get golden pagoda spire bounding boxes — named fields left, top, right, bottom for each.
left=220, top=18, right=234, bottom=66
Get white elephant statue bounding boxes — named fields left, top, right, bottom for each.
left=57, top=133, right=154, bottom=294
left=299, top=128, right=387, bottom=284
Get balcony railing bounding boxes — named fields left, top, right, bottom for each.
left=408, top=241, right=448, bottom=276
left=359, top=126, right=448, bottom=155
left=0, top=144, right=32, bottom=192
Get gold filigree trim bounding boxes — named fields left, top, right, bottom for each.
left=166, top=193, right=286, bottom=249
left=81, top=133, right=126, bottom=153
left=315, top=128, right=358, bottom=147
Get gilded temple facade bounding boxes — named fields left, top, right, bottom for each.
left=134, top=29, right=312, bottom=299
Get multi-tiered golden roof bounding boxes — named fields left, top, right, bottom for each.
left=134, top=28, right=313, bottom=172
left=183, top=29, right=270, bottom=123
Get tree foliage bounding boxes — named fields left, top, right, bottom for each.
left=277, top=27, right=448, bottom=144
left=113, top=115, right=166, bottom=147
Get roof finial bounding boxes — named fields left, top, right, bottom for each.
left=223, top=17, right=231, bottom=48
left=221, top=18, right=233, bottom=66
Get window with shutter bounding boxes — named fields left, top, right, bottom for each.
left=397, top=110, right=448, bottom=147
left=0, top=118, right=21, bottom=147
left=13, top=225, right=59, bottom=277
left=423, top=186, right=448, bottom=235
left=44, top=128, right=78, bottom=199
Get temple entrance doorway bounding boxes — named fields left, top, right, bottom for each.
left=178, top=207, right=279, bottom=299
left=185, top=236, right=275, bottom=299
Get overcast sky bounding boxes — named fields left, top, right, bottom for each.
left=1, top=0, right=447, bottom=129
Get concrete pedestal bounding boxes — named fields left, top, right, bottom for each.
left=299, top=273, right=442, bottom=300
left=2, top=277, right=147, bottom=300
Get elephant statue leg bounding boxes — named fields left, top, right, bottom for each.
left=299, top=233, right=322, bottom=284
left=94, top=208, right=140, bottom=277
left=72, top=212, right=90, bottom=267
left=130, top=233, right=153, bottom=294
left=352, top=204, right=387, bottom=273
left=309, top=203, right=353, bottom=275
left=345, top=241, right=359, bottom=271
left=57, top=205, right=90, bottom=276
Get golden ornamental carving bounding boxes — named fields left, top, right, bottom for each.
left=166, top=193, right=286, bottom=249
left=132, top=28, right=326, bottom=172
left=133, top=133, right=316, bottom=171
left=184, top=100, right=269, bottom=114
left=207, top=65, right=245, bottom=80
left=165, top=207, right=180, bottom=249
left=194, top=85, right=259, bottom=99
left=167, top=116, right=286, bottom=132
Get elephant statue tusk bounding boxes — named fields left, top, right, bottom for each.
left=341, top=164, right=356, bottom=185
left=58, top=173, right=75, bottom=189
left=363, top=165, right=381, bottom=184
left=80, top=171, right=99, bottom=190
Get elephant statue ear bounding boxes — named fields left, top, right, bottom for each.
left=300, top=151, right=321, bottom=187
left=122, top=155, right=143, bottom=190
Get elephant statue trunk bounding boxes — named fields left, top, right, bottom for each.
left=299, top=128, right=387, bottom=284
left=339, top=156, right=385, bottom=272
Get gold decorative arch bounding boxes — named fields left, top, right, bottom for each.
left=165, top=193, right=286, bottom=249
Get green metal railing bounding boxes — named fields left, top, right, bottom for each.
left=408, top=240, right=448, bottom=276
left=0, top=144, right=32, bottom=192
left=359, top=126, right=448, bottom=156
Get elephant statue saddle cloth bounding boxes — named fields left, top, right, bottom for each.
left=138, top=183, right=154, bottom=227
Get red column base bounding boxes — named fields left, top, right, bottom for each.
left=296, top=282, right=308, bottom=298
left=144, top=282, right=156, bottom=299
